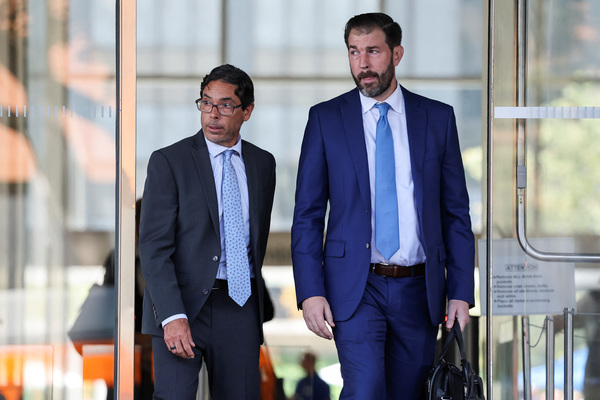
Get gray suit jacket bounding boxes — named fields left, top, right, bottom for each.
left=139, top=131, right=276, bottom=340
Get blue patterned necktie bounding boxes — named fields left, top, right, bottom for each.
left=222, top=150, right=251, bottom=306
left=374, top=102, right=400, bottom=260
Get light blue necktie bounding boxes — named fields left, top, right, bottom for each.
left=222, top=150, right=251, bottom=306
left=374, top=103, right=400, bottom=260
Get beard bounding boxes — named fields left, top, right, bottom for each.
left=352, top=58, right=396, bottom=98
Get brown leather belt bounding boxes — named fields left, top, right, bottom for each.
left=370, top=263, right=426, bottom=278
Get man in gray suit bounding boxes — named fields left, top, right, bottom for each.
left=139, top=64, right=276, bottom=400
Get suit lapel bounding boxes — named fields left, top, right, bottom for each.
left=191, top=132, right=220, bottom=238
left=241, top=141, right=261, bottom=271
left=402, top=86, right=427, bottom=215
left=340, top=89, right=371, bottom=210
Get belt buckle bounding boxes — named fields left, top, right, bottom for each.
left=372, top=263, right=387, bottom=272
left=373, top=263, right=395, bottom=278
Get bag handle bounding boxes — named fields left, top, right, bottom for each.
left=435, top=320, right=468, bottom=364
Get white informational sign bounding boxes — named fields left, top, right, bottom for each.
left=478, top=238, right=576, bottom=316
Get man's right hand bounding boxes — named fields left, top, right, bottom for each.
left=164, top=318, right=196, bottom=359
left=302, top=296, right=335, bottom=340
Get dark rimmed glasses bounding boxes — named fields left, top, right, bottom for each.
left=195, top=98, right=242, bottom=116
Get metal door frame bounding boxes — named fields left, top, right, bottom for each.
left=115, top=1, right=137, bottom=398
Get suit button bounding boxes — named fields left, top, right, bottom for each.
left=212, top=256, right=218, bottom=262
left=366, top=243, right=370, bottom=249
left=202, top=289, right=209, bottom=295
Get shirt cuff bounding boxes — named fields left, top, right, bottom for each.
left=161, top=314, right=188, bottom=328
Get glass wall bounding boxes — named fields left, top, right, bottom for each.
left=0, top=0, right=119, bottom=399
left=487, top=0, right=600, bottom=399
left=136, top=1, right=484, bottom=398
left=5, top=1, right=600, bottom=399
left=1, top=0, right=485, bottom=398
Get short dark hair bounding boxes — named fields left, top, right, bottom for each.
left=344, top=13, right=402, bottom=51
left=200, top=64, right=255, bottom=110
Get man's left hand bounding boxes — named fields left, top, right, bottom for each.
left=446, top=299, right=470, bottom=332
left=164, top=318, right=195, bottom=359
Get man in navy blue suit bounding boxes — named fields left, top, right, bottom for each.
left=139, top=64, right=276, bottom=399
left=291, top=13, right=475, bottom=399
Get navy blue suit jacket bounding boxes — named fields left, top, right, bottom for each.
left=139, top=131, right=276, bottom=339
left=291, top=86, right=474, bottom=326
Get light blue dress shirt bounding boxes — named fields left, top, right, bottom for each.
left=161, top=135, right=253, bottom=327
left=205, top=136, right=253, bottom=280
left=359, top=83, right=426, bottom=266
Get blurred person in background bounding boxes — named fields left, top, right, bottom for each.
left=293, top=351, right=330, bottom=400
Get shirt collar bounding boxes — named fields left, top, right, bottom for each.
left=359, top=82, right=404, bottom=115
left=204, top=135, right=243, bottom=159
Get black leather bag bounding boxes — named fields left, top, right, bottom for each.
left=426, top=321, right=485, bottom=400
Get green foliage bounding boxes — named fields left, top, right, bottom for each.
left=533, top=83, right=600, bottom=234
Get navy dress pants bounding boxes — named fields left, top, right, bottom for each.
left=334, top=272, right=439, bottom=400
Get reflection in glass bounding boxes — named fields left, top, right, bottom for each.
left=2, top=0, right=489, bottom=398
left=489, top=0, right=600, bottom=398
left=1, top=0, right=117, bottom=398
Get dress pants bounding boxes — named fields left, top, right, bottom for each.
left=152, top=280, right=260, bottom=400
left=334, top=271, right=439, bottom=400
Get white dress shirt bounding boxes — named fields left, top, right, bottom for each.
left=360, top=83, right=426, bottom=266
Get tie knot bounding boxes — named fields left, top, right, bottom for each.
left=223, top=149, right=235, bottom=162
left=375, top=102, right=391, bottom=115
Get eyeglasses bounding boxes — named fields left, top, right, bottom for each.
left=195, top=98, right=242, bottom=116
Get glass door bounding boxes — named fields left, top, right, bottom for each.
left=0, top=1, right=138, bottom=398
left=486, top=1, right=600, bottom=399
